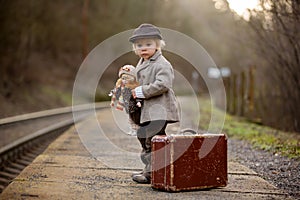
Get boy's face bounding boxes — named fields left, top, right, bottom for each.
left=134, top=39, right=157, bottom=60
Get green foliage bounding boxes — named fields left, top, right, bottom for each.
left=95, top=91, right=111, bottom=102
left=198, top=97, right=300, bottom=159
left=42, top=86, right=72, bottom=105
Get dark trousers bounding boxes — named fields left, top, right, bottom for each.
left=137, top=120, right=167, bottom=178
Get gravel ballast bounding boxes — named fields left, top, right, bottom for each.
left=228, top=138, right=300, bottom=199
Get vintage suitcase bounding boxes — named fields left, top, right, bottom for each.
left=151, top=133, right=227, bottom=192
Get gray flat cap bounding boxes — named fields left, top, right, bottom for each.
left=129, top=23, right=162, bottom=43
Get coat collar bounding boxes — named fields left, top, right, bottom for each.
left=149, top=50, right=161, bottom=61
left=136, top=50, right=162, bottom=73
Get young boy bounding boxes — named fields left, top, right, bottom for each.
left=129, top=24, right=180, bottom=183
left=110, top=65, right=140, bottom=136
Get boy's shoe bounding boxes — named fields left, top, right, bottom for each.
left=132, top=174, right=150, bottom=184
left=131, top=171, right=143, bottom=177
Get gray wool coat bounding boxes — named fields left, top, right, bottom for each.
left=135, top=50, right=180, bottom=124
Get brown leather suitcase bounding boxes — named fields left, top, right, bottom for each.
left=151, top=133, right=227, bottom=192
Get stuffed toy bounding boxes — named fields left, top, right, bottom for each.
left=110, top=65, right=140, bottom=111
left=109, top=65, right=142, bottom=135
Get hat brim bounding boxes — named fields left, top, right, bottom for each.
left=129, top=34, right=162, bottom=43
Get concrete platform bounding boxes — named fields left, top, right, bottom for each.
left=0, top=108, right=291, bottom=200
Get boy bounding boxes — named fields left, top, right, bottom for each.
left=129, top=24, right=180, bottom=183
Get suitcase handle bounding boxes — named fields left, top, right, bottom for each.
left=180, top=128, right=197, bottom=135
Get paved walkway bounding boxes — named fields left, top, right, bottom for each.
left=0, top=108, right=291, bottom=199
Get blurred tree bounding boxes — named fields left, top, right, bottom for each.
left=0, top=0, right=82, bottom=90
left=6, top=0, right=294, bottom=130
left=247, top=0, right=300, bottom=131
left=82, top=0, right=89, bottom=59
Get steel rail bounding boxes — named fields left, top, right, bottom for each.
left=0, top=102, right=109, bottom=126
left=0, top=102, right=110, bottom=193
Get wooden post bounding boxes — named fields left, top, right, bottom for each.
left=240, top=71, right=246, bottom=116
left=248, top=66, right=255, bottom=114
left=232, top=74, right=237, bottom=115
left=224, top=77, right=231, bottom=113
left=229, top=74, right=235, bottom=114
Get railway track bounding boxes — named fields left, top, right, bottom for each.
left=0, top=102, right=109, bottom=193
